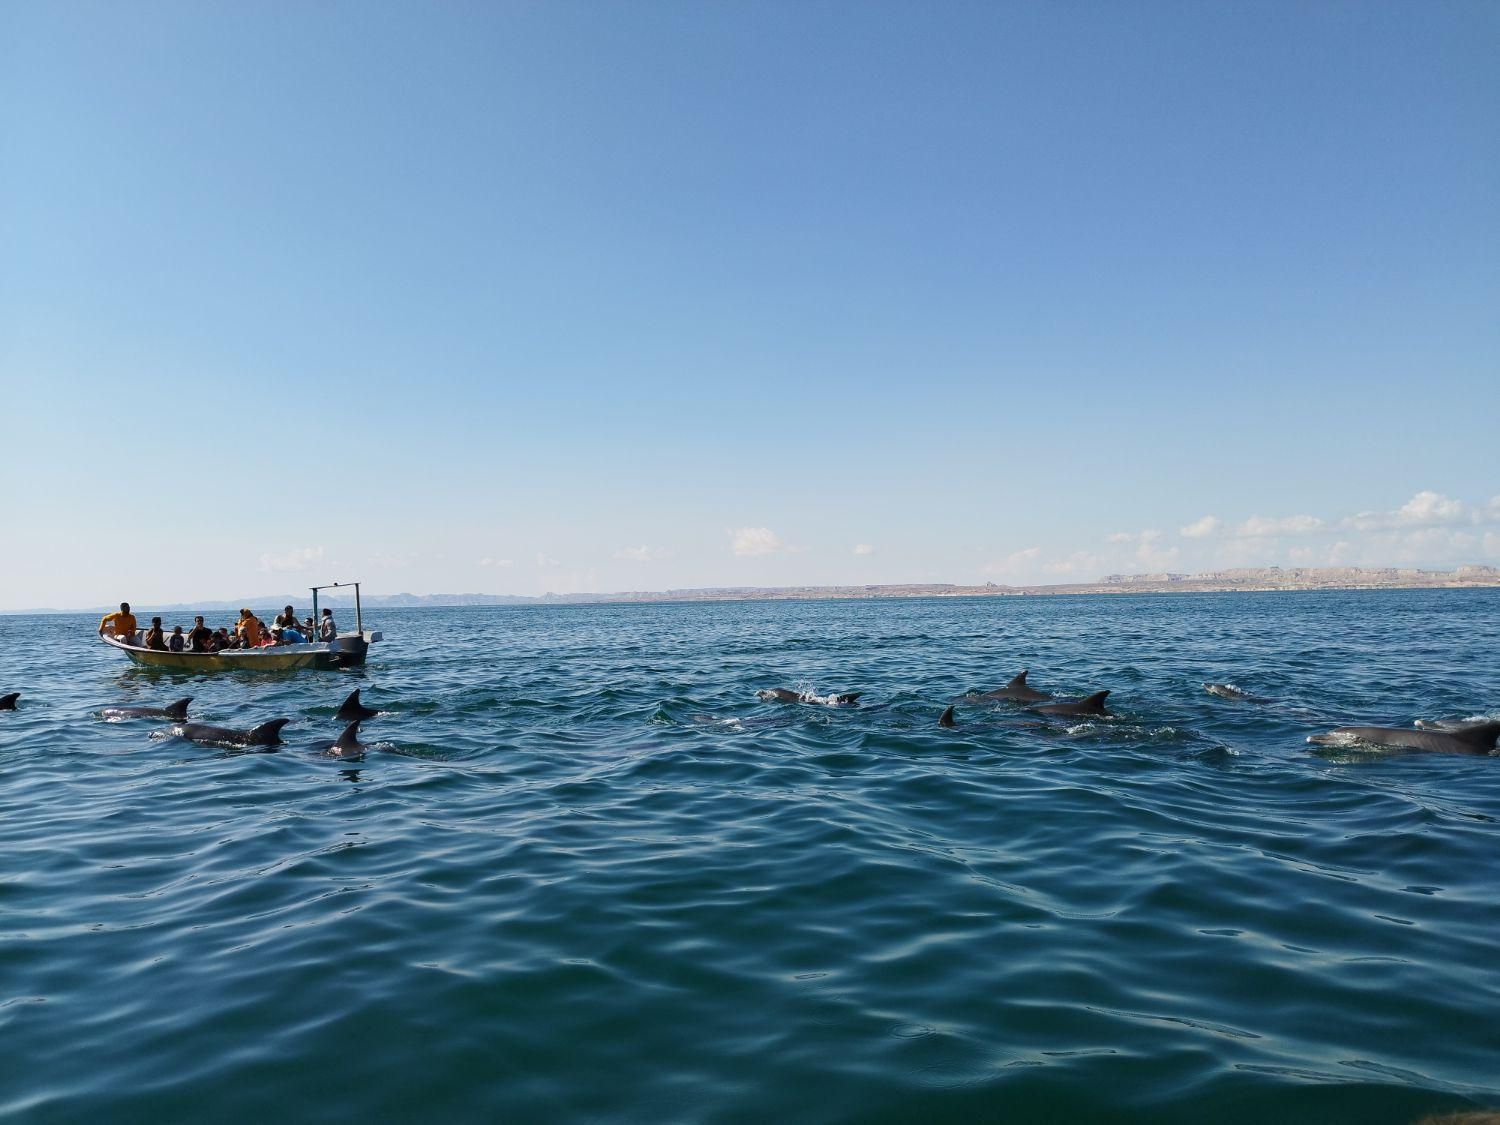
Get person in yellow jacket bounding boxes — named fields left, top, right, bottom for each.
left=235, top=609, right=263, bottom=648
left=98, top=602, right=138, bottom=643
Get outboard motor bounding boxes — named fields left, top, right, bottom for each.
left=331, top=633, right=370, bottom=668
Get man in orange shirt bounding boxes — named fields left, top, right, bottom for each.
left=98, top=602, right=139, bottom=643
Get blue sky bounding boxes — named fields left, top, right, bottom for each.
left=3, top=1, right=1496, bottom=608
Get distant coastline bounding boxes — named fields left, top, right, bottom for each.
left=593, top=563, right=1500, bottom=603
left=9, top=565, right=1498, bottom=616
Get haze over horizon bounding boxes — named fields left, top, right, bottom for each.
left=4, top=2, right=1496, bottom=611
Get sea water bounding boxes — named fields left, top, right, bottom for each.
left=1, top=591, right=1497, bottom=1123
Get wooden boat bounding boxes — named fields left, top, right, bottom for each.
left=101, top=633, right=349, bottom=671
left=99, top=580, right=382, bottom=672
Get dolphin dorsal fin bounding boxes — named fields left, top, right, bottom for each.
left=165, top=697, right=192, bottom=720
left=938, top=706, right=956, bottom=728
left=1082, top=690, right=1110, bottom=711
left=249, top=718, right=289, bottom=744
left=335, top=720, right=362, bottom=749
left=336, top=689, right=378, bottom=721
left=1008, top=671, right=1029, bottom=687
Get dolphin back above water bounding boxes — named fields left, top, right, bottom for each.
left=1032, top=691, right=1111, bottom=717
left=174, top=718, right=290, bottom=748
left=757, top=688, right=861, bottom=706
left=1413, top=717, right=1489, bottom=732
left=1307, top=721, right=1500, bottom=755
left=0, top=692, right=17, bottom=710
left=103, top=697, right=192, bottom=721
left=978, top=671, right=1052, bottom=703
left=327, top=720, right=367, bottom=757
left=1203, top=683, right=1273, bottom=704
left=335, top=690, right=379, bottom=722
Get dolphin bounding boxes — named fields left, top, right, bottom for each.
left=335, top=689, right=379, bottom=722
left=1203, top=683, right=1274, bottom=704
left=938, top=705, right=957, bottom=728
left=1413, top=717, right=1489, bottom=732
left=1307, top=721, right=1500, bottom=755
left=174, top=718, right=290, bottom=748
left=757, top=688, right=862, bottom=705
left=102, top=697, right=192, bottom=721
left=977, top=671, right=1052, bottom=703
left=0, top=692, right=17, bottom=710
left=323, top=720, right=369, bottom=758
left=1031, top=691, right=1111, bottom=718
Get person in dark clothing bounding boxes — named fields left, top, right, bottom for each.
left=188, top=616, right=213, bottom=653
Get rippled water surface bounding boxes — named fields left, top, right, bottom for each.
left=2, top=592, right=1499, bottom=1123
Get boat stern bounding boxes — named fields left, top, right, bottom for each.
left=330, top=630, right=381, bottom=668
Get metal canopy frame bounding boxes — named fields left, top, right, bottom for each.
left=309, top=581, right=363, bottom=637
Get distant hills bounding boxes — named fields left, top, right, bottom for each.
left=9, top=565, right=1498, bottom=616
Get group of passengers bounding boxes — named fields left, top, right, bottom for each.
left=97, top=603, right=337, bottom=653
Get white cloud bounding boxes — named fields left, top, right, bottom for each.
left=259, top=546, right=325, bottom=574
left=852, top=544, right=875, bottom=556
left=535, top=552, right=560, bottom=568
left=1217, top=537, right=1273, bottom=565
left=1140, top=543, right=1176, bottom=567
left=614, top=545, right=668, bottom=562
left=728, top=527, right=789, bottom=556
left=1382, top=527, right=1478, bottom=561
left=1045, top=550, right=1103, bottom=576
left=1107, top=529, right=1164, bottom=546
left=1106, top=529, right=1163, bottom=545
left=1343, top=490, right=1471, bottom=532
left=1399, top=491, right=1466, bottom=524
left=977, top=493, right=1500, bottom=588
left=1232, top=514, right=1325, bottom=538
left=1135, top=538, right=1179, bottom=570
left=478, top=557, right=513, bottom=568
left=982, top=547, right=1041, bottom=577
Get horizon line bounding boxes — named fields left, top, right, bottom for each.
left=6, top=562, right=1498, bottom=616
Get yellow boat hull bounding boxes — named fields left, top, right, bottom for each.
left=101, top=634, right=338, bottom=672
